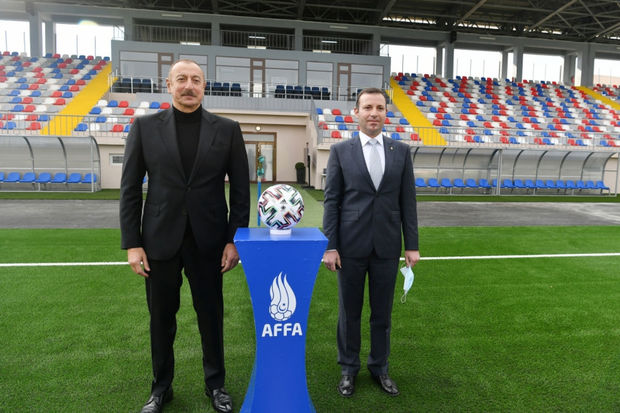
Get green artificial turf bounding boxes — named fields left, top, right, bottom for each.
left=1, top=227, right=619, bottom=412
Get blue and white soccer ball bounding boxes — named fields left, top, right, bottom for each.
left=258, top=184, right=304, bottom=231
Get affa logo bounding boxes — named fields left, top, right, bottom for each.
left=262, top=272, right=302, bottom=338
left=269, top=272, right=296, bottom=321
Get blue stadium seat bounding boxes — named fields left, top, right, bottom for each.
left=35, top=172, right=52, bottom=184
left=391, top=132, right=401, bottom=140
left=20, top=172, right=36, bottom=183
left=51, top=173, right=67, bottom=183
left=415, top=177, right=426, bottom=188
left=513, top=179, right=526, bottom=189
left=67, top=173, right=82, bottom=183
left=478, top=178, right=492, bottom=189
left=74, top=123, right=88, bottom=132
left=545, top=180, right=557, bottom=189
left=5, top=172, right=20, bottom=183
left=427, top=178, right=440, bottom=189
left=440, top=178, right=453, bottom=191
left=82, top=173, right=97, bottom=184
left=453, top=178, right=466, bottom=190
left=465, top=178, right=478, bottom=188
left=595, top=180, right=610, bottom=192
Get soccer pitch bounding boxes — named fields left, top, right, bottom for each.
left=1, top=225, right=619, bottom=412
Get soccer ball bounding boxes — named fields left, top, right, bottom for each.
left=258, top=184, right=304, bottom=231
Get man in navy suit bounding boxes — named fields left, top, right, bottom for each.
left=322, top=87, right=420, bottom=398
left=120, top=59, right=249, bottom=413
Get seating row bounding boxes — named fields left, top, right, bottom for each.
left=415, top=177, right=610, bottom=194
left=323, top=130, right=421, bottom=141
left=0, top=171, right=97, bottom=185
left=275, top=85, right=331, bottom=100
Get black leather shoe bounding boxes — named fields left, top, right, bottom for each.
left=140, top=387, right=173, bottom=413
left=372, top=374, right=400, bottom=396
left=206, top=387, right=232, bottom=413
left=337, top=374, right=355, bottom=397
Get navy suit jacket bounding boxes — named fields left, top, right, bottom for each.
left=119, top=107, right=250, bottom=260
left=322, top=135, right=418, bottom=259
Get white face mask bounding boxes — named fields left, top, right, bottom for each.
left=399, top=265, right=415, bottom=303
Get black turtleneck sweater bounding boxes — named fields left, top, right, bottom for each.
left=173, top=105, right=202, bottom=181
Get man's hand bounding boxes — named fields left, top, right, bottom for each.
left=404, top=250, right=420, bottom=268
left=323, top=250, right=341, bottom=272
left=221, top=243, right=240, bottom=273
left=128, top=247, right=150, bottom=278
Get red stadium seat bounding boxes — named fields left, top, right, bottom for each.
left=112, top=124, right=124, bottom=132
left=331, top=130, right=342, bottom=139
left=123, top=108, right=135, bottom=116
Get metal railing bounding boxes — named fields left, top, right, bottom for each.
left=303, top=36, right=374, bottom=55
left=134, top=24, right=212, bottom=44
left=221, top=30, right=295, bottom=50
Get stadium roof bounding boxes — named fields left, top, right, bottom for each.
left=41, top=0, right=620, bottom=44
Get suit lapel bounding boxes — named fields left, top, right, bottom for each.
left=158, top=108, right=185, bottom=179
left=188, top=109, right=217, bottom=182
left=382, top=136, right=395, bottom=190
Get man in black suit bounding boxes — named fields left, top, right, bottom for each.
left=322, top=87, right=420, bottom=398
left=120, top=59, right=250, bottom=413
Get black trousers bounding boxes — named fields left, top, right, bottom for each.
left=145, top=224, right=225, bottom=395
left=337, top=251, right=399, bottom=377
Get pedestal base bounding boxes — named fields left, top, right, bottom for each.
left=234, top=228, right=327, bottom=413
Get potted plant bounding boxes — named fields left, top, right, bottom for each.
left=295, top=162, right=306, bottom=184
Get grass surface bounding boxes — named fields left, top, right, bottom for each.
left=1, top=227, right=619, bottom=412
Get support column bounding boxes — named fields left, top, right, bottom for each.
left=512, top=45, right=523, bottom=82
left=563, top=53, right=577, bottom=85
left=28, top=12, right=42, bottom=56
left=123, top=16, right=133, bottom=41
left=501, top=49, right=509, bottom=80
left=44, top=19, right=55, bottom=56
left=443, top=41, right=454, bottom=79
left=435, top=45, right=443, bottom=76
left=371, top=32, right=380, bottom=55
left=295, top=26, right=303, bottom=51
left=577, top=43, right=594, bottom=87
left=211, top=21, right=221, bottom=46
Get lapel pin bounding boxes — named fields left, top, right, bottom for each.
left=390, top=146, right=394, bottom=151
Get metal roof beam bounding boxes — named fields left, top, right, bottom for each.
left=454, top=0, right=488, bottom=26
left=527, top=0, right=579, bottom=31
left=376, top=0, right=398, bottom=24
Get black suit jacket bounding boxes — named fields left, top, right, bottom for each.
left=120, top=107, right=250, bottom=260
left=322, top=136, right=418, bottom=259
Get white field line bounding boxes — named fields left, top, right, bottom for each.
left=1, top=252, right=619, bottom=268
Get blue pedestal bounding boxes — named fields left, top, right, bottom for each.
left=234, top=227, right=327, bottom=413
